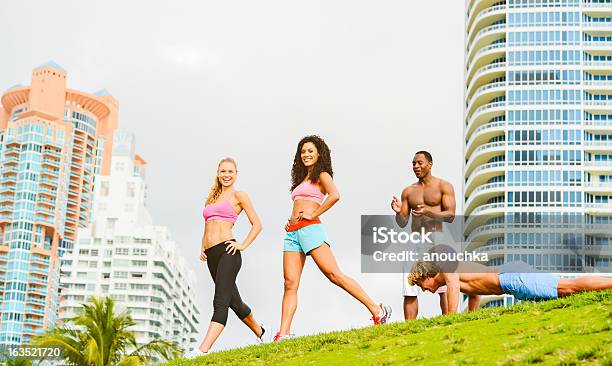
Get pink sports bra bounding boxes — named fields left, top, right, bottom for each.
left=291, top=180, right=325, bottom=204
left=203, top=192, right=239, bottom=223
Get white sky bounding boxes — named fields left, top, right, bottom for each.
left=0, top=0, right=466, bottom=351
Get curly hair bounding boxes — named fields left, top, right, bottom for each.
left=407, top=261, right=441, bottom=286
left=291, top=135, right=333, bottom=191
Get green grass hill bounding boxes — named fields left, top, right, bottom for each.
left=169, top=291, right=612, bottom=365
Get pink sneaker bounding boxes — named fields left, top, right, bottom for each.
left=372, top=303, right=392, bottom=325
left=273, top=331, right=295, bottom=342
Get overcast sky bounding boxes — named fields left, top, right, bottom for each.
left=1, top=0, right=466, bottom=351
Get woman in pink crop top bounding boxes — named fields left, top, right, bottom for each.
left=273, top=136, right=391, bottom=342
left=193, top=157, right=265, bottom=355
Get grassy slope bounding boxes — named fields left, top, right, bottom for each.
left=169, top=291, right=612, bottom=366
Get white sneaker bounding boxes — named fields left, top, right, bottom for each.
left=185, top=349, right=208, bottom=359
left=273, top=332, right=296, bottom=342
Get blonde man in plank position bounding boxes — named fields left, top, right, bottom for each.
left=408, top=261, right=612, bottom=313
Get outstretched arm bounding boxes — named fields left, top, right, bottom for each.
left=227, top=191, right=262, bottom=254
left=442, top=272, right=460, bottom=314
left=200, top=223, right=207, bottom=262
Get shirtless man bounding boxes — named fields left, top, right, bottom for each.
left=391, top=151, right=479, bottom=319
left=408, top=261, right=612, bottom=313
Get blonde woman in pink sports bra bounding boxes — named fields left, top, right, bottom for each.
left=273, top=136, right=392, bottom=342
left=191, top=157, right=265, bottom=356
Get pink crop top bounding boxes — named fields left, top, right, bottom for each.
left=203, top=192, right=239, bottom=223
left=291, top=180, right=325, bottom=204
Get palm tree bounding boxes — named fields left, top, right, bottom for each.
left=0, top=352, right=32, bottom=366
left=34, top=296, right=182, bottom=365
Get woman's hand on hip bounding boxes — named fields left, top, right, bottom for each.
left=200, top=248, right=207, bottom=262
left=225, top=240, right=246, bottom=255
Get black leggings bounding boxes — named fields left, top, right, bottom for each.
left=206, top=240, right=252, bottom=325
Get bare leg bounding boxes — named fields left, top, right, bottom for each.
left=279, top=252, right=306, bottom=335
left=557, top=276, right=612, bottom=297
left=439, top=292, right=448, bottom=315
left=403, top=296, right=418, bottom=320
left=468, top=295, right=481, bottom=311
left=310, top=243, right=379, bottom=316
left=199, top=322, right=224, bottom=352
left=241, top=313, right=264, bottom=337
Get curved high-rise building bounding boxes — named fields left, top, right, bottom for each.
left=0, top=63, right=117, bottom=344
left=464, top=0, right=612, bottom=306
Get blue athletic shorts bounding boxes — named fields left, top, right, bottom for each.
left=498, top=273, right=560, bottom=300
left=283, top=224, right=329, bottom=255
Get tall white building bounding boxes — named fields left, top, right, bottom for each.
left=464, top=0, right=612, bottom=308
left=59, top=131, right=200, bottom=350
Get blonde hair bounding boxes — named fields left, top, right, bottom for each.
left=407, top=261, right=441, bottom=286
left=206, top=157, right=237, bottom=205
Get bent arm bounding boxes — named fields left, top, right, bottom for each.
left=309, top=172, right=339, bottom=219
left=395, top=188, right=411, bottom=228
left=236, top=191, right=262, bottom=250
left=428, top=181, right=456, bottom=223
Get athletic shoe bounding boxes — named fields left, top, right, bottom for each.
left=185, top=349, right=208, bottom=359
left=272, top=331, right=295, bottom=342
left=256, top=324, right=266, bottom=344
left=371, top=303, right=392, bottom=325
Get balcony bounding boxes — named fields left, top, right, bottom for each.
left=467, top=39, right=506, bottom=79
left=27, top=287, right=48, bottom=296
left=3, top=156, right=19, bottom=165
left=42, top=159, right=60, bottom=168
left=585, top=202, right=612, bottom=214
left=583, top=80, right=612, bottom=92
left=467, top=23, right=507, bottom=65
left=39, top=187, right=57, bottom=197
left=465, top=202, right=506, bottom=234
left=0, top=194, right=14, bottom=203
left=466, top=121, right=505, bottom=158
left=466, top=81, right=506, bottom=117
left=584, top=120, right=612, bottom=132
left=41, top=169, right=59, bottom=178
left=464, top=182, right=506, bottom=215
left=583, top=61, right=612, bottom=71
left=582, top=1, right=612, bottom=12
left=0, top=186, right=16, bottom=194
left=467, top=3, right=507, bottom=45
left=39, top=177, right=57, bottom=187
left=26, top=306, right=46, bottom=317
left=466, top=103, right=506, bottom=140
left=30, top=265, right=48, bottom=275
left=584, top=21, right=612, bottom=30
left=584, top=140, right=612, bottom=151
left=466, top=62, right=506, bottom=100
left=43, top=149, right=61, bottom=158
left=465, top=141, right=506, bottom=176
left=35, top=215, right=54, bottom=226
left=465, top=222, right=506, bottom=245
left=584, top=181, right=612, bottom=193
left=583, top=100, right=612, bottom=112
left=583, top=41, right=612, bottom=51
left=36, top=207, right=55, bottom=216
left=38, top=197, right=56, bottom=206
